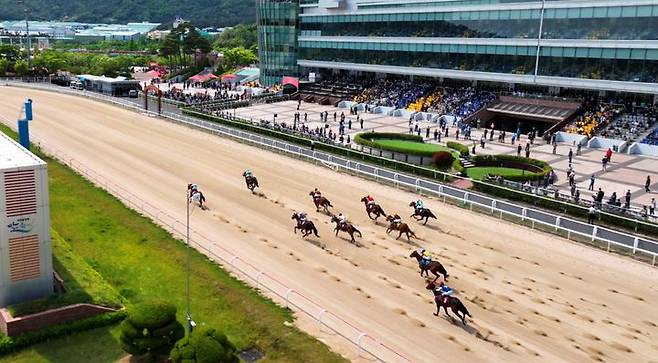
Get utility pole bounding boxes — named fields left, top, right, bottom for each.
left=17, top=0, right=31, bottom=69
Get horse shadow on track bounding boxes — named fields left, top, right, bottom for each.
left=437, top=314, right=511, bottom=352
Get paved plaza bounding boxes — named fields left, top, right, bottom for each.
left=234, top=100, right=658, bottom=211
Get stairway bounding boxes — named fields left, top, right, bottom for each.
left=460, top=157, right=475, bottom=169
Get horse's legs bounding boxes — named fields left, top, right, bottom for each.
left=423, top=216, right=429, bottom=225
left=434, top=302, right=440, bottom=316
left=396, top=230, right=403, bottom=240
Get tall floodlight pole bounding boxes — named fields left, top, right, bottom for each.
left=17, top=1, right=32, bottom=69
left=185, top=185, right=196, bottom=334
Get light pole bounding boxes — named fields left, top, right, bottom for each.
left=17, top=1, right=31, bottom=69
left=185, top=185, right=196, bottom=334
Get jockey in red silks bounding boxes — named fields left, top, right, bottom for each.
left=366, top=195, right=375, bottom=206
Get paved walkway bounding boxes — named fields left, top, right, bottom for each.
left=234, top=100, right=658, bottom=210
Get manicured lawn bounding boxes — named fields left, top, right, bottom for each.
left=0, top=327, right=124, bottom=363
left=466, top=166, right=540, bottom=181
left=374, top=139, right=451, bottom=154
left=0, top=125, right=345, bottom=362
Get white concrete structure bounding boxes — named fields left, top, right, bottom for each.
left=0, top=132, right=52, bottom=307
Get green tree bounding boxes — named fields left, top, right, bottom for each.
left=119, top=301, right=184, bottom=359
left=214, top=23, right=257, bottom=50
left=170, top=328, right=239, bottom=363
left=0, top=44, right=21, bottom=62
left=13, top=60, right=29, bottom=76
left=222, top=47, right=257, bottom=69
left=32, top=50, right=66, bottom=73
left=0, top=58, right=9, bottom=76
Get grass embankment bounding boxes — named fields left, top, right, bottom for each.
left=0, top=125, right=345, bottom=363
left=466, top=167, right=541, bottom=181
left=7, top=231, right=124, bottom=317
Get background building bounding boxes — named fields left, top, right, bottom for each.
left=258, top=0, right=658, bottom=97
left=0, top=132, right=52, bottom=307
left=257, top=0, right=300, bottom=86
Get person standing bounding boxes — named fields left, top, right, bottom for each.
left=587, top=205, right=597, bottom=225
left=624, top=189, right=632, bottom=209
left=434, top=129, right=439, bottom=141
left=568, top=148, right=573, bottom=164
left=650, top=197, right=656, bottom=216
left=517, top=144, right=522, bottom=157
left=525, top=143, right=530, bottom=158
left=645, top=175, right=651, bottom=192
left=552, top=142, right=557, bottom=155
left=310, top=140, right=316, bottom=151
left=576, top=143, right=582, bottom=156
left=348, top=119, right=352, bottom=130
left=426, top=127, right=430, bottom=138
left=601, top=156, right=608, bottom=172
left=588, top=174, right=595, bottom=191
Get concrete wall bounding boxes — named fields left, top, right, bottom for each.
left=627, top=142, right=658, bottom=157
left=0, top=304, right=118, bottom=336
left=556, top=131, right=588, bottom=146
left=587, top=136, right=627, bottom=152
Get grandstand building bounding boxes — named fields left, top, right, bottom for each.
left=257, top=0, right=658, bottom=98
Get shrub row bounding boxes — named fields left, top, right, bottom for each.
left=353, top=132, right=437, bottom=156
left=446, top=141, right=470, bottom=157
left=0, top=311, right=126, bottom=355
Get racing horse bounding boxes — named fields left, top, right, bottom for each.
left=426, top=280, right=472, bottom=325
left=409, top=202, right=437, bottom=225
left=291, top=212, right=320, bottom=238
left=243, top=172, right=259, bottom=192
left=309, top=191, right=333, bottom=213
left=330, top=216, right=362, bottom=244
left=385, top=215, right=418, bottom=241
left=360, top=197, right=386, bottom=220
left=187, top=184, right=207, bottom=209
left=410, top=250, right=449, bottom=281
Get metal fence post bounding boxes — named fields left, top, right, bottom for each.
left=633, top=238, right=639, bottom=254
left=555, top=216, right=561, bottom=231
left=521, top=208, right=527, bottom=221
left=491, top=200, right=497, bottom=214
left=591, top=226, right=598, bottom=242
left=356, top=332, right=368, bottom=357
left=285, top=288, right=295, bottom=308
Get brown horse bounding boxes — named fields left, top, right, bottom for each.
left=243, top=173, right=259, bottom=192
left=291, top=212, right=320, bottom=238
left=410, top=250, right=449, bottom=281
left=309, top=191, right=332, bottom=213
left=360, top=197, right=386, bottom=220
left=330, top=216, right=362, bottom=243
left=385, top=215, right=418, bottom=240
left=409, top=202, right=437, bottom=225
left=426, top=281, right=472, bottom=325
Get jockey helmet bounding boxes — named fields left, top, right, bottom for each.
left=439, top=281, right=445, bottom=287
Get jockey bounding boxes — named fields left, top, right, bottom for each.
left=366, top=195, right=375, bottom=206
left=243, top=169, right=253, bottom=178
left=188, top=184, right=199, bottom=197
left=419, top=248, right=432, bottom=267
left=415, top=200, right=424, bottom=211
left=298, top=212, right=308, bottom=224
left=313, top=188, right=322, bottom=199
left=337, top=213, right=348, bottom=227
left=392, top=214, right=402, bottom=226
left=438, top=281, right=454, bottom=304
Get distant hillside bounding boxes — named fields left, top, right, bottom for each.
left=0, top=0, right=255, bottom=27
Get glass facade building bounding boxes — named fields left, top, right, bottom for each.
left=258, top=0, right=658, bottom=94
left=257, top=0, right=300, bottom=86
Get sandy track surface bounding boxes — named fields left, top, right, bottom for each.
left=1, top=87, right=657, bottom=363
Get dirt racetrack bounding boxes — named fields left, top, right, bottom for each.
left=1, top=86, right=657, bottom=362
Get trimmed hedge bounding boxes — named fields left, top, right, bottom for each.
left=446, top=141, right=470, bottom=157
left=0, top=310, right=126, bottom=355
left=120, top=301, right=184, bottom=357
left=471, top=155, right=552, bottom=182
left=170, top=328, right=239, bottom=363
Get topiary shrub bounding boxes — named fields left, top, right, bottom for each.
left=120, top=301, right=184, bottom=358
left=170, top=328, right=239, bottom=363
left=446, top=141, right=469, bottom=156
left=432, top=151, right=454, bottom=169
